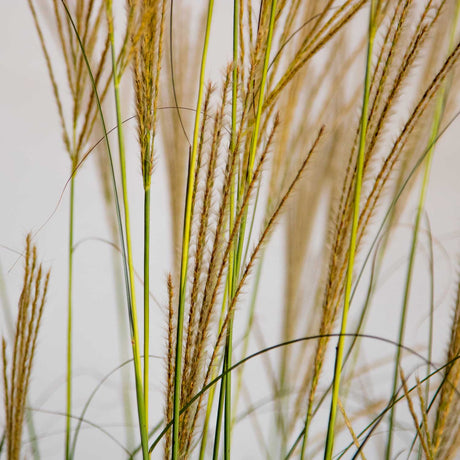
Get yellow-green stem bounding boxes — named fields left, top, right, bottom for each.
left=213, top=359, right=226, bottom=460
left=143, top=188, right=151, bottom=433
left=198, top=375, right=217, bottom=459
left=223, top=326, right=233, bottom=460
left=222, top=2, right=240, bottom=457
left=172, top=2, right=214, bottom=458
left=246, top=0, right=277, bottom=182
left=322, top=2, right=377, bottom=459
left=65, top=164, right=76, bottom=460
left=385, top=120, right=432, bottom=460
left=106, top=3, right=148, bottom=457
left=199, top=275, right=230, bottom=458
left=217, top=2, right=277, bottom=456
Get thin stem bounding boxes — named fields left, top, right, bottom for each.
left=223, top=329, right=233, bottom=460
left=65, top=84, right=78, bottom=459
left=247, top=0, right=277, bottom=182
left=222, top=2, right=240, bottom=458
left=219, top=1, right=277, bottom=454
left=172, top=1, right=214, bottom=458
left=200, top=286, right=230, bottom=458
left=212, top=362, right=226, bottom=460
left=65, top=165, right=75, bottom=460
left=143, top=188, right=151, bottom=434
left=385, top=131, right=428, bottom=460
left=198, top=374, right=217, bottom=459
left=106, top=3, right=148, bottom=458
left=322, top=2, right=378, bottom=459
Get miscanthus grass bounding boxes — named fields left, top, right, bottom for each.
left=2, top=0, right=460, bottom=458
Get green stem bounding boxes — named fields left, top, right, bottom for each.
left=213, top=357, right=227, bottom=460
left=106, top=4, right=148, bottom=458
left=172, top=2, right=214, bottom=458
left=66, top=167, right=75, bottom=460
left=143, top=188, right=151, bottom=434
left=385, top=139, right=427, bottom=460
left=112, top=241, right=135, bottom=450
left=246, top=0, right=277, bottom=182
left=215, top=1, right=278, bottom=456
left=219, top=2, right=278, bottom=454
left=199, top=374, right=217, bottom=459
left=200, top=286, right=230, bottom=458
left=322, top=2, right=377, bottom=459
left=223, top=322, right=233, bottom=460
left=221, top=2, right=240, bottom=458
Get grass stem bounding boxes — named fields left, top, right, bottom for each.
left=172, top=1, right=214, bottom=458
left=143, top=188, right=151, bottom=433
left=106, top=3, right=148, bottom=457
left=321, top=2, right=378, bottom=459
left=221, top=2, right=240, bottom=458
left=65, top=165, right=76, bottom=460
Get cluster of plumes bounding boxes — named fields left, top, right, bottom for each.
left=2, top=236, right=50, bottom=460
left=27, top=0, right=112, bottom=166
left=161, top=79, right=324, bottom=457
left=26, top=0, right=147, bottom=169
left=159, top=0, right=330, bottom=454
